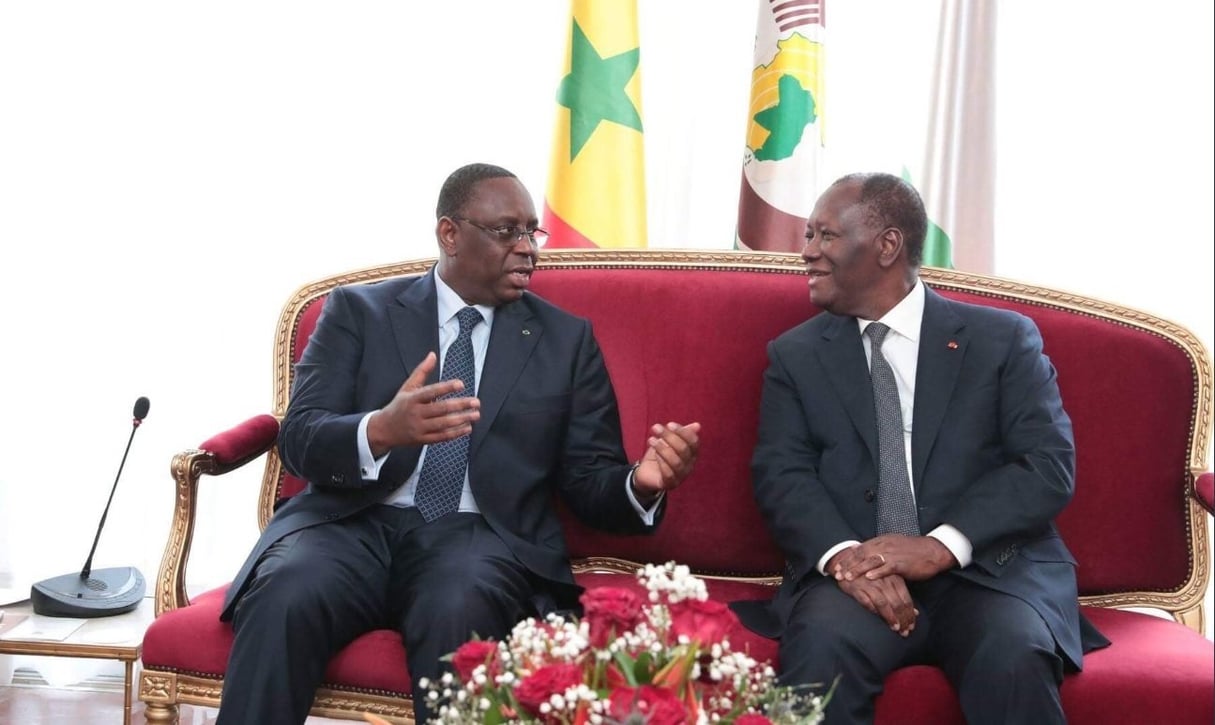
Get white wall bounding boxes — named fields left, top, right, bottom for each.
left=0, top=0, right=1210, bottom=662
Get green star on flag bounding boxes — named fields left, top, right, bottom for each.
left=752, top=74, right=817, bottom=162
left=556, top=20, right=643, bottom=161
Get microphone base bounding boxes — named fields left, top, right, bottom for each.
left=30, top=566, right=146, bottom=618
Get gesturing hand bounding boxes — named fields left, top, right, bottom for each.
left=366, top=352, right=481, bottom=457
left=632, top=421, right=702, bottom=501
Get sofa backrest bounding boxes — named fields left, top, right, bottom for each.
left=260, top=250, right=1212, bottom=618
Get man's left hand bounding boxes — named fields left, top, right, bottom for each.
left=832, top=535, right=957, bottom=583
left=632, top=422, right=701, bottom=500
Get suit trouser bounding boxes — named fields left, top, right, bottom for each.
left=217, top=506, right=538, bottom=725
left=778, top=575, right=1066, bottom=725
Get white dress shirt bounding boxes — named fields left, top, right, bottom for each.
left=816, top=280, right=974, bottom=573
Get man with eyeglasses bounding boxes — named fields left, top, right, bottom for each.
left=215, top=162, right=702, bottom=724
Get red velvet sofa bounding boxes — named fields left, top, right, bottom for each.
left=139, top=250, right=1215, bottom=723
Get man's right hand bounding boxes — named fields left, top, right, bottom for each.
left=366, top=352, right=480, bottom=457
left=828, top=549, right=918, bottom=636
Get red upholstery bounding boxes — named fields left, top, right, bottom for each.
left=199, top=415, right=280, bottom=468
left=141, top=590, right=1215, bottom=724
left=1196, top=472, right=1214, bottom=515
left=141, top=257, right=1213, bottom=723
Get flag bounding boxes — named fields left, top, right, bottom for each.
left=543, top=0, right=647, bottom=249
left=914, top=0, right=996, bottom=271
left=902, top=167, right=954, bottom=269
left=736, top=0, right=826, bottom=253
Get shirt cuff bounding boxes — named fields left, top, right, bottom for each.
left=817, top=541, right=861, bottom=575
left=357, top=412, right=389, bottom=481
left=928, top=524, right=973, bottom=568
left=625, top=466, right=663, bottom=525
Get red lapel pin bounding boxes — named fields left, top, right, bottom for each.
left=947, top=341, right=959, bottom=349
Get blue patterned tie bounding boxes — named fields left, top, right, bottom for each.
left=865, top=323, right=920, bottom=536
left=414, top=306, right=482, bottom=522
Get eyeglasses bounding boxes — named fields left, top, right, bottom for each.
left=453, top=217, right=549, bottom=248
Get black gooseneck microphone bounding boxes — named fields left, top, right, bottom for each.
left=30, top=396, right=150, bottom=617
left=80, top=396, right=150, bottom=580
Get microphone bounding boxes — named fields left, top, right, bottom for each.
left=31, top=397, right=150, bottom=617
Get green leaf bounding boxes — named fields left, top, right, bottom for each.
left=612, top=650, right=639, bottom=686
left=633, top=651, right=654, bottom=683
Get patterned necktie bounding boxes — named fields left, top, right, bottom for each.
left=414, top=306, right=482, bottom=522
left=865, top=322, right=920, bottom=536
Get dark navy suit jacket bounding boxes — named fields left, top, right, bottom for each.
left=741, top=286, right=1105, bottom=668
left=221, top=269, right=655, bottom=620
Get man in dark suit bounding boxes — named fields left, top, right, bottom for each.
left=734, top=172, right=1105, bottom=724
left=216, top=162, right=701, bottom=724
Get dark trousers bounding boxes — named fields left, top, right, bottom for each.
left=779, top=576, right=1066, bottom=725
left=216, top=506, right=539, bottom=725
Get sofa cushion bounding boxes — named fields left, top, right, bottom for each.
left=142, top=582, right=1214, bottom=724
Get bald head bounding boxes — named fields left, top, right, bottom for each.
left=830, top=173, right=928, bottom=268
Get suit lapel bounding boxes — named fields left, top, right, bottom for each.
left=470, top=297, right=540, bottom=458
left=911, top=288, right=966, bottom=490
left=816, top=315, right=879, bottom=463
left=388, top=270, right=441, bottom=380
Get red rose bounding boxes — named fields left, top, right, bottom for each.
left=734, top=714, right=773, bottom=725
left=668, top=598, right=740, bottom=647
left=580, top=586, right=644, bottom=647
left=451, top=639, right=500, bottom=684
left=514, top=663, right=584, bottom=720
left=608, top=685, right=690, bottom=725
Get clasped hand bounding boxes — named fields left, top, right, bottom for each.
left=826, top=535, right=957, bottom=637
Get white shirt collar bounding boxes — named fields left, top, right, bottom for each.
left=858, top=279, right=924, bottom=343
left=434, top=270, right=495, bottom=329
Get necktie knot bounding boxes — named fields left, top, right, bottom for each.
left=865, top=321, right=890, bottom=347
left=456, top=306, right=482, bottom=336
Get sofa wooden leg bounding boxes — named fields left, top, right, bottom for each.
left=142, top=702, right=179, bottom=724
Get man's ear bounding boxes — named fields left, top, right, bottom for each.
left=436, top=217, right=460, bottom=256
left=877, top=227, right=905, bottom=268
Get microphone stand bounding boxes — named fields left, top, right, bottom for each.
left=80, top=414, right=143, bottom=580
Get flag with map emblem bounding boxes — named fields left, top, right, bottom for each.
left=543, top=0, right=647, bottom=249
left=736, top=0, right=825, bottom=252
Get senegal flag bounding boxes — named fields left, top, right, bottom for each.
left=736, top=0, right=825, bottom=253
left=543, top=0, right=647, bottom=249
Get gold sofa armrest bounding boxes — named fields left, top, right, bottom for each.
left=154, top=414, right=281, bottom=616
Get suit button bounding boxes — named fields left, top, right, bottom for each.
left=864, top=489, right=876, bottom=503
left=323, top=513, right=339, bottom=521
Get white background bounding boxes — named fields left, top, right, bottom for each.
left=1, top=0, right=1211, bottom=680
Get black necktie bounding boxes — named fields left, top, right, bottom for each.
left=865, top=322, right=920, bottom=536
left=414, top=306, right=482, bottom=522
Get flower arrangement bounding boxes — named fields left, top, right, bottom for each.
left=419, top=562, right=833, bottom=724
